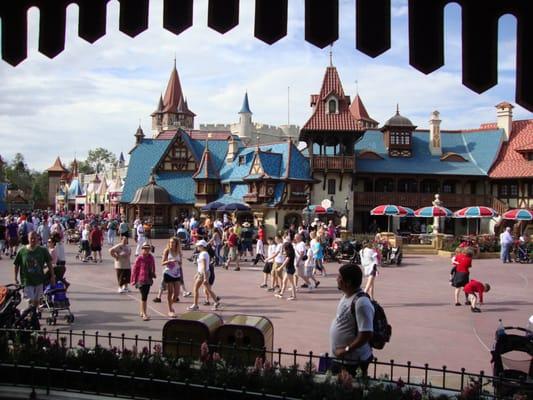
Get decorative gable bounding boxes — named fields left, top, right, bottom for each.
left=358, top=150, right=383, bottom=160
left=250, top=155, right=264, bottom=175
left=158, top=135, right=197, bottom=172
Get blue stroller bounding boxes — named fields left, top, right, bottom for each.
left=40, top=281, right=75, bottom=325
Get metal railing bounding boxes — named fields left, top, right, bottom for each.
left=0, top=328, right=528, bottom=399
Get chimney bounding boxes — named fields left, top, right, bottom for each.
left=226, top=135, right=238, bottom=163
left=429, top=110, right=442, bottom=156
left=496, top=101, right=514, bottom=141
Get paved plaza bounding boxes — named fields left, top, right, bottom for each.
left=1, top=240, right=531, bottom=378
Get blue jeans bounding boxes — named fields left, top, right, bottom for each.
left=501, top=242, right=512, bottom=263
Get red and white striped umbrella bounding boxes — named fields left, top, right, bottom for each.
left=502, top=208, right=533, bottom=221
left=453, top=206, right=498, bottom=218
left=414, top=206, right=453, bottom=218
left=370, top=204, right=414, bottom=217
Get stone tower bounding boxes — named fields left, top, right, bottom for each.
left=46, top=157, right=68, bottom=209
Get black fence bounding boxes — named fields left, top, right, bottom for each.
left=0, top=328, right=528, bottom=399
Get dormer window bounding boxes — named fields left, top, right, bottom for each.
left=238, top=155, right=245, bottom=165
left=390, top=131, right=411, bottom=145
left=326, top=97, right=339, bottom=114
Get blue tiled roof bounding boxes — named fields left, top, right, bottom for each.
left=231, top=184, right=249, bottom=199
left=220, top=142, right=313, bottom=183
left=258, top=152, right=282, bottom=177
left=355, top=129, right=503, bottom=176
left=122, top=139, right=171, bottom=203
left=194, top=148, right=219, bottom=180
left=157, top=172, right=196, bottom=204
left=68, top=179, right=84, bottom=197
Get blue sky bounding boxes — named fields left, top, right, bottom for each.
left=0, top=0, right=530, bottom=171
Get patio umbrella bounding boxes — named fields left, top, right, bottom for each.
left=370, top=204, right=415, bottom=232
left=301, top=205, right=335, bottom=214
left=453, top=206, right=498, bottom=234
left=217, top=203, right=250, bottom=212
left=502, top=208, right=533, bottom=221
left=414, top=206, right=453, bottom=218
left=201, top=201, right=224, bottom=212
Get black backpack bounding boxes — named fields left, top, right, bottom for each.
left=350, top=291, right=391, bottom=350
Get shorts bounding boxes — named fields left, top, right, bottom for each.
left=272, top=262, right=284, bottom=279
left=138, top=284, right=151, bottom=301
left=91, top=245, right=102, bottom=252
left=467, top=293, right=478, bottom=303
left=296, top=262, right=305, bottom=277
left=163, top=273, right=180, bottom=283
left=286, top=267, right=296, bottom=276
left=305, top=265, right=314, bottom=277
left=263, top=262, right=273, bottom=274
left=9, top=237, right=19, bottom=247
left=120, top=231, right=130, bottom=238
left=241, top=241, right=252, bottom=252
left=116, top=269, right=131, bottom=286
left=452, top=272, right=469, bottom=288
left=23, top=285, right=43, bottom=303
left=228, top=247, right=238, bottom=261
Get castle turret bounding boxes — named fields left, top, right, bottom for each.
left=150, top=94, right=164, bottom=136
left=160, top=60, right=196, bottom=131
left=238, top=92, right=253, bottom=141
left=134, top=125, right=145, bottom=145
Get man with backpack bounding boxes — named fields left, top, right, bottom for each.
left=329, top=263, right=376, bottom=377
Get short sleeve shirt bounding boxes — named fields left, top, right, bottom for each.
left=14, top=246, right=51, bottom=286
left=329, top=291, right=374, bottom=362
left=197, top=251, right=210, bottom=274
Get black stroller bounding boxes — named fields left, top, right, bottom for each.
left=0, top=284, right=40, bottom=330
left=491, top=325, right=533, bottom=398
left=514, top=243, right=531, bottom=264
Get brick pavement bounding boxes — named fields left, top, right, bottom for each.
left=0, top=239, right=531, bottom=379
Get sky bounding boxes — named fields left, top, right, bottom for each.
left=0, top=0, right=530, bottom=171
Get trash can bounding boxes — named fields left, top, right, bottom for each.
left=162, top=311, right=223, bottom=358
left=214, top=315, right=273, bottom=364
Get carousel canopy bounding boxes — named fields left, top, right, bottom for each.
left=131, top=174, right=171, bottom=205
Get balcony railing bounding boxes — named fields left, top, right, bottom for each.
left=353, top=192, right=497, bottom=210
left=311, top=156, right=355, bottom=171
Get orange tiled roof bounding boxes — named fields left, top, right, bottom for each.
left=301, top=66, right=361, bottom=132
left=489, top=119, right=533, bottom=178
left=46, top=156, right=67, bottom=172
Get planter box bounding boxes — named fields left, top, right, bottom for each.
left=477, top=252, right=500, bottom=259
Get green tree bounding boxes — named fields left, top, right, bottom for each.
left=31, top=171, right=49, bottom=206
left=86, top=148, right=117, bottom=173
left=77, top=159, right=95, bottom=175
left=5, top=153, right=32, bottom=193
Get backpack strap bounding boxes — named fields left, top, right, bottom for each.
left=350, top=290, right=369, bottom=333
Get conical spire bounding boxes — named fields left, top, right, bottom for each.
left=162, top=63, right=185, bottom=113
left=47, top=157, right=68, bottom=172
left=349, top=94, right=378, bottom=128
left=135, top=125, right=145, bottom=144
left=72, top=158, right=79, bottom=177
left=239, top=92, right=253, bottom=114
left=193, top=137, right=219, bottom=180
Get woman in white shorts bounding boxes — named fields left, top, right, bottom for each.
left=304, top=245, right=320, bottom=290
left=187, top=240, right=221, bottom=311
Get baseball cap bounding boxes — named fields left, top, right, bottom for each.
left=196, top=239, right=209, bottom=248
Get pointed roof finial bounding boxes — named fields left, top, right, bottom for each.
left=173, top=53, right=176, bottom=69
left=239, top=92, right=252, bottom=114
left=256, top=135, right=260, bottom=149
left=396, top=103, right=400, bottom=115
left=329, top=45, right=333, bottom=66
left=355, top=80, right=359, bottom=95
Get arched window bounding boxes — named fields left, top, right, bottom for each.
left=375, top=178, right=394, bottom=192
left=420, top=179, right=440, bottom=193
left=398, top=179, right=417, bottom=193
left=328, top=99, right=337, bottom=114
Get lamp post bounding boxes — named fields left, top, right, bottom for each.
left=344, top=196, right=350, bottom=231
left=306, top=194, right=311, bottom=228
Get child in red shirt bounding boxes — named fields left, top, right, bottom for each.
left=463, top=279, right=490, bottom=313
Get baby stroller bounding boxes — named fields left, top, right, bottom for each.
left=0, top=284, right=40, bottom=330
left=514, top=242, right=531, bottom=264
left=491, top=325, right=533, bottom=398
left=176, top=228, right=191, bottom=250
left=40, top=281, right=74, bottom=325
left=66, top=228, right=80, bottom=244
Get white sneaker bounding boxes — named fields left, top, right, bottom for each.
left=118, top=287, right=124, bottom=293
left=123, top=287, right=130, bottom=293
left=187, top=304, right=199, bottom=311
left=183, top=291, right=192, bottom=297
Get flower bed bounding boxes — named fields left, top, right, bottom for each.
left=0, top=332, right=499, bottom=400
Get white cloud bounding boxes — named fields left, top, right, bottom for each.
left=0, top=0, right=529, bottom=170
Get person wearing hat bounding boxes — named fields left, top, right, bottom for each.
left=240, top=221, right=254, bottom=262
left=188, top=240, right=221, bottom=311
left=131, top=242, right=156, bottom=321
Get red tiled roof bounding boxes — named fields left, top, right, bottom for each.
left=349, top=94, right=378, bottom=125
left=489, top=119, right=533, bottom=178
left=301, top=66, right=361, bottom=132
left=162, top=64, right=195, bottom=116
left=155, top=130, right=178, bottom=140
left=189, top=131, right=232, bottom=140
left=47, top=156, right=67, bottom=172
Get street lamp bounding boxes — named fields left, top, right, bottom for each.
left=344, top=196, right=350, bottom=231
left=305, top=194, right=311, bottom=228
